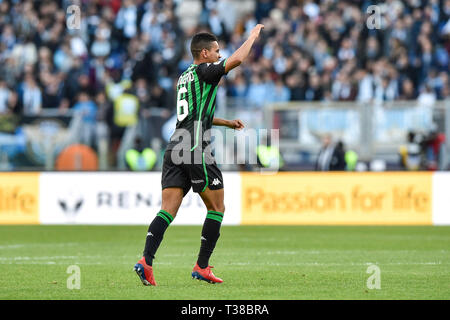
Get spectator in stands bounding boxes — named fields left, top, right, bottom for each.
left=246, top=73, right=268, bottom=108
left=374, top=76, right=399, bottom=102
left=40, top=71, right=64, bottom=110
left=332, top=72, right=357, bottom=101
left=418, top=84, right=437, bottom=108
left=286, top=73, right=305, bottom=101
left=114, top=0, right=138, bottom=42
left=399, top=78, right=417, bottom=100
left=95, top=90, right=112, bottom=145
left=356, top=69, right=374, bottom=102
left=1, top=24, right=16, bottom=56
left=304, top=73, right=323, bottom=101
left=19, top=74, right=42, bottom=116
left=228, top=72, right=248, bottom=100
left=207, top=8, right=229, bottom=42
left=73, top=91, right=98, bottom=148
left=90, top=19, right=112, bottom=58
left=53, top=41, right=74, bottom=74
left=135, top=77, right=152, bottom=147
left=266, top=77, right=290, bottom=103
left=254, top=0, right=273, bottom=22
left=10, top=36, right=38, bottom=74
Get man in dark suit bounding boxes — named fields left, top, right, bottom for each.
left=315, top=134, right=346, bottom=171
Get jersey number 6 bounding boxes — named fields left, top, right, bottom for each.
left=177, top=87, right=189, bottom=122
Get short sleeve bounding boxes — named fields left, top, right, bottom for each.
left=196, top=59, right=228, bottom=84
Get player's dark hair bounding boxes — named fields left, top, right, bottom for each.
left=190, top=32, right=218, bottom=59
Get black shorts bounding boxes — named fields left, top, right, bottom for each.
left=161, top=149, right=224, bottom=196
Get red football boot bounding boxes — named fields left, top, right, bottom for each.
left=134, top=256, right=157, bottom=286
left=191, top=263, right=223, bottom=284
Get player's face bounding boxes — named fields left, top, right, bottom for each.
left=206, top=41, right=221, bottom=62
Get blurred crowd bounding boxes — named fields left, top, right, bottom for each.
left=0, top=0, right=449, bottom=163
left=228, top=0, right=450, bottom=105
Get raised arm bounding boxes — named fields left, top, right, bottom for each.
left=224, top=24, right=264, bottom=74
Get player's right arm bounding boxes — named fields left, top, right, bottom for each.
left=224, top=24, right=264, bottom=74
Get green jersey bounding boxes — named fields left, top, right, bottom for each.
left=166, top=59, right=228, bottom=152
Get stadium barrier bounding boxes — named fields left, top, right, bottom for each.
left=241, top=172, right=432, bottom=225
left=262, top=101, right=450, bottom=166
left=0, top=172, right=40, bottom=224
left=0, top=172, right=449, bottom=225
left=38, top=172, right=241, bottom=225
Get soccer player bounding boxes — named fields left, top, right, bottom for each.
left=134, top=24, right=264, bottom=286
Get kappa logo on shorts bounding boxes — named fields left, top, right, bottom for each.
left=191, top=179, right=204, bottom=184
left=211, top=178, right=222, bottom=186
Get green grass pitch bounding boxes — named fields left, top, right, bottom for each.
left=0, top=225, right=449, bottom=300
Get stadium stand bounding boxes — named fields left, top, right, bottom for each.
left=0, top=0, right=448, bottom=170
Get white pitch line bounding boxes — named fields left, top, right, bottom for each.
left=1, top=259, right=444, bottom=267
left=0, top=242, right=79, bottom=249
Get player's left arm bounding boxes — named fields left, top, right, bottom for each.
left=213, top=117, right=244, bottom=130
